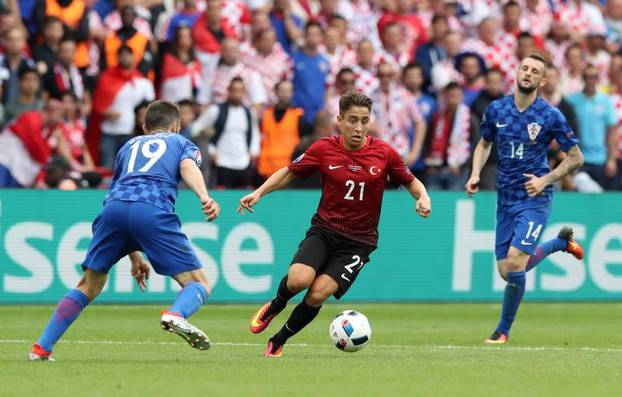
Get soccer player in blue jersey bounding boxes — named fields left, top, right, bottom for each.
left=465, top=53, right=585, bottom=344
left=29, top=101, right=221, bottom=361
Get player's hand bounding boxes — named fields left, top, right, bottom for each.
left=465, top=175, right=480, bottom=197
left=237, top=191, right=261, bottom=215
left=201, top=197, right=220, bottom=222
left=415, top=194, right=431, bottom=218
left=130, top=255, right=150, bottom=292
left=605, top=159, right=617, bottom=178
left=523, top=173, right=547, bottom=196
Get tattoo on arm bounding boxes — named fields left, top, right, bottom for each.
left=544, top=145, right=584, bottom=185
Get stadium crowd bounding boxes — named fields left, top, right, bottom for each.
left=0, top=0, right=620, bottom=191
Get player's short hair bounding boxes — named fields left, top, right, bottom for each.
left=523, top=52, right=549, bottom=71
left=144, top=100, right=180, bottom=132
left=339, top=91, right=373, bottom=115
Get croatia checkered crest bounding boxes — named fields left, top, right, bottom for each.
left=527, top=122, right=541, bottom=141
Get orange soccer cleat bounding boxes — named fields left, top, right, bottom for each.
left=250, top=302, right=280, bottom=334
left=484, top=331, right=508, bottom=345
left=264, top=339, right=284, bottom=358
left=558, top=227, right=584, bottom=260
left=28, top=343, right=54, bottom=361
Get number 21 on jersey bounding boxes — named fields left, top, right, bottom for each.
left=127, top=138, right=167, bottom=173
left=344, top=180, right=365, bottom=201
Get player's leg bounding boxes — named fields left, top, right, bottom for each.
left=526, top=227, right=584, bottom=271
left=30, top=269, right=107, bottom=361
left=250, top=229, right=328, bottom=334
left=129, top=203, right=214, bottom=350
left=265, top=275, right=338, bottom=357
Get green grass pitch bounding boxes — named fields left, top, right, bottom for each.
left=1, top=303, right=621, bottom=397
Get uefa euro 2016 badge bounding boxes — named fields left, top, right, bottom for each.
left=527, top=122, right=541, bottom=143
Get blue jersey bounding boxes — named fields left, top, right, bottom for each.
left=105, top=132, right=201, bottom=213
left=481, top=96, right=579, bottom=207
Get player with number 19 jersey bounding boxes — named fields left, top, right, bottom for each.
left=105, top=132, right=201, bottom=213
left=84, top=132, right=204, bottom=276
left=481, top=95, right=579, bottom=259
left=289, top=135, right=415, bottom=247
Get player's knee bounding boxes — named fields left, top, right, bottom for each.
left=305, top=289, right=330, bottom=307
left=505, top=260, right=523, bottom=273
left=287, top=274, right=313, bottom=293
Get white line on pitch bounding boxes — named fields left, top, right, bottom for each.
left=1, top=339, right=621, bottom=353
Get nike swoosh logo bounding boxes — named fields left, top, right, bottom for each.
left=496, top=122, right=508, bottom=128
left=520, top=240, right=533, bottom=246
left=328, top=165, right=343, bottom=170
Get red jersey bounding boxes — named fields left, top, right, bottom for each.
left=288, top=136, right=415, bottom=246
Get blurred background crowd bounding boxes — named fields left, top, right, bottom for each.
left=0, top=0, right=620, bottom=191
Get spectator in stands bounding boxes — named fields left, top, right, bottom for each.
left=462, top=16, right=513, bottom=72
left=177, top=98, right=197, bottom=138
left=192, top=0, right=238, bottom=75
left=269, top=0, right=302, bottom=55
left=0, top=99, right=63, bottom=187
left=560, top=44, right=585, bottom=96
left=4, top=66, right=44, bottom=121
left=568, top=64, right=619, bottom=190
left=192, top=77, right=259, bottom=188
left=430, top=30, right=462, bottom=92
left=258, top=79, right=305, bottom=180
left=545, top=17, right=571, bottom=69
left=402, top=62, right=436, bottom=125
left=53, top=91, right=102, bottom=188
left=541, top=65, right=580, bottom=138
left=165, top=0, right=201, bottom=42
left=292, top=22, right=329, bottom=124
left=197, top=37, right=267, bottom=109
left=42, top=37, right=85, bottom=101
left=324, top=67, right=355, bottom=124
left=352, top=38, right=379, bottom=96
left=521, top=0, right=552, bottom=39
left=132, top=99, right=149, bottom=136
left=425, top=82, right=470, bottom=190
left=499, top=1, right=521, bottom=54
left=1, top=27, right=34, bottom=105
left=378, top=21, right=410, bottom=68
left=90, top=44, right=155, bottom=168
left=414, top=14, right=448, bottom=93
left=455, top=52, right=485, bottom=106
left=35, top=0, right=90, bottom=71
left=557, top=0, right=607, bottom=43
left=606, top=0, right=622, bottom=53
left=241, top=27, right=292, bottom=105
left=33, top=16, right=65, bottom=74
left=377, top=0, right=426, bottom=57
left=371, top=62, right=426, bottom=171
left=321, top=26, right=357, bottom=88
left=103, top=0, right=153, bottom=39
left=160, top=25, right=202, bottom=102
left=469, top=68, right=504, bottom=190
left=585, top=29, right=611, bottom=87
left=102, top=5, right=153, bottom=78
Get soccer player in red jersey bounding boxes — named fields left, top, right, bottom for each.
left=238, top=91, right=431, bottom=357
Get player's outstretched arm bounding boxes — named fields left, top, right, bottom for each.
left=465, top=138, right=493, bottom=197
left=524, top=145, right=584, bottom=196
left=237, top=166, right=297, bottom=214
left=180, top=158, right=220, bottom=222
left=405, top=178, right=431, bottom=218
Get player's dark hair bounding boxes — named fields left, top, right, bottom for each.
left=304, top=21, right=322, bottom=33
left=524, top=52, right=549, bottom=71
left=229, top=76, right=245, bottom=88
left=144, top=100, right=180, bottom=132
left=339, top=91, right=373, bottom=115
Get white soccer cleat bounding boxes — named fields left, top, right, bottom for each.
left=160, top=310, right=211, bottom=351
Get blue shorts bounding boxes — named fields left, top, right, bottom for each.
left=495, top=202, right=552, bottom=260
left=82, top=200, right=202, bottom=276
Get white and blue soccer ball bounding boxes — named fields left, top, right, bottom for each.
left=329, top=310, right=372, bottom=352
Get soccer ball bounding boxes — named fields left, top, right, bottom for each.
left=329, top=310, right=372, bottom=352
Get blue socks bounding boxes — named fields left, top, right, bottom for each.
left=168, top=282, right=208, bottom=318
left=526, top=237, right=567, bottom=272
left=496, top=271, right=526, bottom=336
left=37, top=289, right=90, bottom=353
